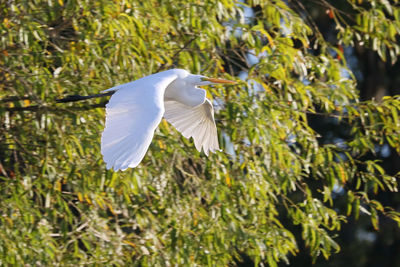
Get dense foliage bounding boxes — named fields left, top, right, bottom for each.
left=1, top=0, right=400, bottom=265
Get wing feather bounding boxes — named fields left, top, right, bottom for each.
left=194, top=117, right=207, bottom=151
left=101, top=72, right=178, bottom=171
left=164, top=99, right=220, bottom=155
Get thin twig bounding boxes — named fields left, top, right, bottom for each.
left=156, top=36, right=197, bottom=72
left=288, top=0, right=324, bottom=41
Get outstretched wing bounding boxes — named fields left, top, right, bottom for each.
left=164, top=99, right=220, bottom=156
left=101, top=73, right=177, bottom=171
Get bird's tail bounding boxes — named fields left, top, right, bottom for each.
left=56, top=91, right=115, bottom=103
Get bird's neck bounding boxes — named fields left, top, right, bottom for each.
left=164, top=82, right=206, bottom=107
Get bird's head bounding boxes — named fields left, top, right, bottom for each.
left=179, top=72, right=236, bottom=87
left=171, top=69, right=236, bottom=87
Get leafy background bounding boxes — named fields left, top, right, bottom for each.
left=1, top=0, right=400, bottom=266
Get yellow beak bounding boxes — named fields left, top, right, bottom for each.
left=204, top=77, right=236, bottom=84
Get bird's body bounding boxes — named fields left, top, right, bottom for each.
left=101, top=69, right=235, bottom=171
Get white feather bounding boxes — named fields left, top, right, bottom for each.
left=164, top=99, right=220, bottom=156
left=101, top=71, right=178, bottom=171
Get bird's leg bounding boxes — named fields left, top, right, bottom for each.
left=56, top=91, right=115, bottom=103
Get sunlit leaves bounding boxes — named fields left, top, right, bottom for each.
left=335, top=0, right=400, bottom=64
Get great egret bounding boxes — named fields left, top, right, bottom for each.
left=100, top=69, right=236, bottom=171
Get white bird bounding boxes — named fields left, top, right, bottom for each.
left=100, top=69, right=236, bottom=171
